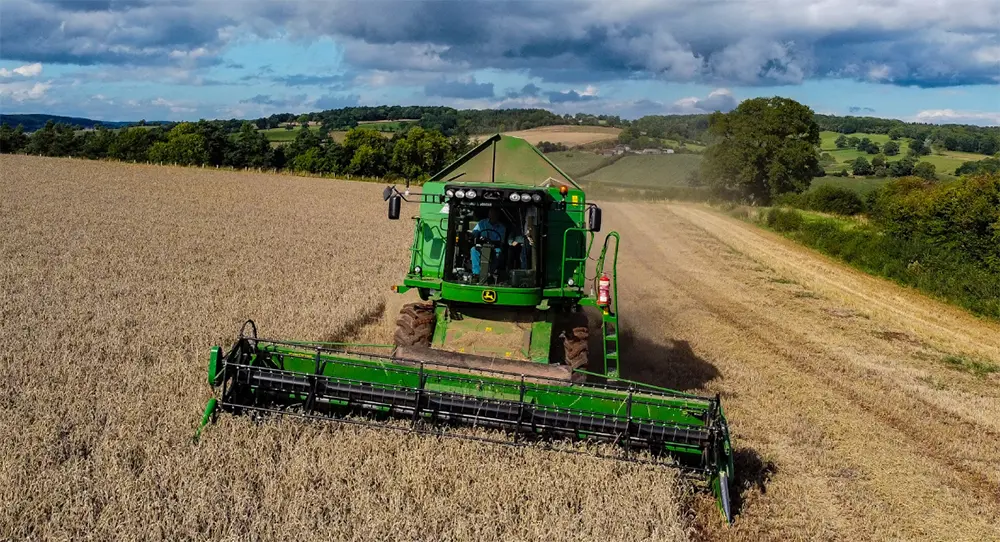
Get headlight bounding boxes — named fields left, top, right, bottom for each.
left=520, top=193, right=531, bottom=202
left=445, top=189, right=455, bottom=198
left=465, top=189, right=477, bottom=199
left=509, top=192, right=521, bottom=202
left=414, top=266, right=422, bottom=274
left=567, top=278, right=575, bottom=286
left=531, top=193, right=542, bottom=202
left=455, top=189, right=466, bottom=198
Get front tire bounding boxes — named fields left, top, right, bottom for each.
left=563, top=326, right=589, bottom=368
left=393, top=302, right=435, bottom=347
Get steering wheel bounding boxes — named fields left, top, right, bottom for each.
left=470, top=228, right=504, bottom=247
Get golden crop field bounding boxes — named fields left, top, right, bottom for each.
left=4, top=155, right=1000, bottom=541
left=0, top=155, right=690, bottom=542
left=502, top=125, right=621, bottom=146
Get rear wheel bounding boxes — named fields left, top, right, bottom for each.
left=393, top=302, right=435, bottom=347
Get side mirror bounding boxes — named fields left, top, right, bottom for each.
left=588, top=205, right=602, bottom=232
left=388, top=194, right=401, bottom=220
left=382, top=185, right=393, bottom=201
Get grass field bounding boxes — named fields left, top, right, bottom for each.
left=543, top=150, right=610, bottom=178
left=356, top=119, right=416, bottom=131
left=259, top=125, right=321, bottom=142
left=582, top=154, right=702, bottom=187
left=260, top=127, right=373, bottom=145
left=0, top=155, right=693, bottom=542
left=818, top=131, right=983, bottom=177
left=502, top=125, right=621, bottom=147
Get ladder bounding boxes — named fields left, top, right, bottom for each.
left=595, top=232, right=621, bottom=378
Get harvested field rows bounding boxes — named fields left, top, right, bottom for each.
left=0, top=155, right=690, bottom=542
left=609, top=202, right=1000, bottom=541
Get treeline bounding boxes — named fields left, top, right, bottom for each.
left=0, top=120, right=473, bottom=182
left=252, top=106, right=624, bottom=136
left=617, top=114, right=710, bottom=149
left=752, top=173, right=1000, bottom=318
left=618, top=111, right=999, bottom=157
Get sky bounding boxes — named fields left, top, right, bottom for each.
left=1, top=0, right=998, bottom=125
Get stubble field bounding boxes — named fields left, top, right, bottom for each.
left=501, top=125, right=621, bottom=146
left=4, top=155, right=1000, bottom=541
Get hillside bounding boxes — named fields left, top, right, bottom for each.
left=0, top=113, right=162, bottom=132
left=501, top=125, right=621, bottom=146
left=582, top=154, right=702, bottom=187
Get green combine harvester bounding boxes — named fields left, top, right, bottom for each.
left=197, top=134, right=736, bottom=522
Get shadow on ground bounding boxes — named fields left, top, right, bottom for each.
left=731, top=447, right=778, bottom=518
left=608, top=322, right=722, bottom=392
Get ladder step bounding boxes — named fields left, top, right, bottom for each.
left=604, top=334, right=618, bottom=341
left=606, top=353, right=619, bottom=360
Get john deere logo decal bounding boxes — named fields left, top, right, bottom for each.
left=482, top=290, right=497, bottom=303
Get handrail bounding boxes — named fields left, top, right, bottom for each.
left=559, top=227, right=595, bottom=295
left=595, top=232, right=621, bottom=316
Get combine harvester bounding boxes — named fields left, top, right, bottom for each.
left=197, top=134, right=736, bottom=522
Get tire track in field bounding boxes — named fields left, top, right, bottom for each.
left=603, top=202, right=1000, bottom=542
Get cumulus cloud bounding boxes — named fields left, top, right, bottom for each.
left=2, top=0, right=997, bottom=89
left=912, top=109, right=1000, bottom=126
left=424, top=76, right=494, bottom=99
left=239, top=94, right=309, bottom=108
left=547, top=85, right=600, bottom=104
left=0, top=81, right=51, bottom=102
left=672, top=88, right=737, bottom=113
left=0, top=63, right=43, bottom=77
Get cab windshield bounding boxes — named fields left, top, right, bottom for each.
left=446, top=201, right=542, bottom=287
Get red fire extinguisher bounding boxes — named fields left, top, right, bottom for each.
left=597, top=272, right=611, bottom=306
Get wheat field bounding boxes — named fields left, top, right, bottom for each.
left=7, top=154, right=998, bottom=541
left=0, top=155, right=691, bottom=542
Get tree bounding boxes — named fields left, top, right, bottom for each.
left=883, top=140, right=900, bottom=156
left=888, top=155, right=917, bottom=177
left=390, top=126, right=453, bottom=181
left=342, top=127, right=390, bottom=177
left=835, top=134, right=849, bottom=149
left=847, top=136, right=861, bottom=148
left=147, top=122, right=208, bottom=165
left=871, top=154, right=886, bottom=168
left=228, top=122, right=272, bottom=168
left=81, top=126, right=117, bottom=159
left=699, top=97, right=821, bottom=203
left=286, top=124, right=322, bottom=161
left=0, top=123, right=29, bottom=153
left=913, top=161, right=937, bottom=180
left=888, top=127, right=903, bottom=140
left=909, top=138, right=929, bottom=156
left=857, top=138, right=880, bottom=154
left=108, top=126, right=157, bottom=162
left=852, top=156, right=873, bottom=176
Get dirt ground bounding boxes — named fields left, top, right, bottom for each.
left=607, top=202, right=1000, bottom=541
left=3, top=154, right=998, bottom=541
